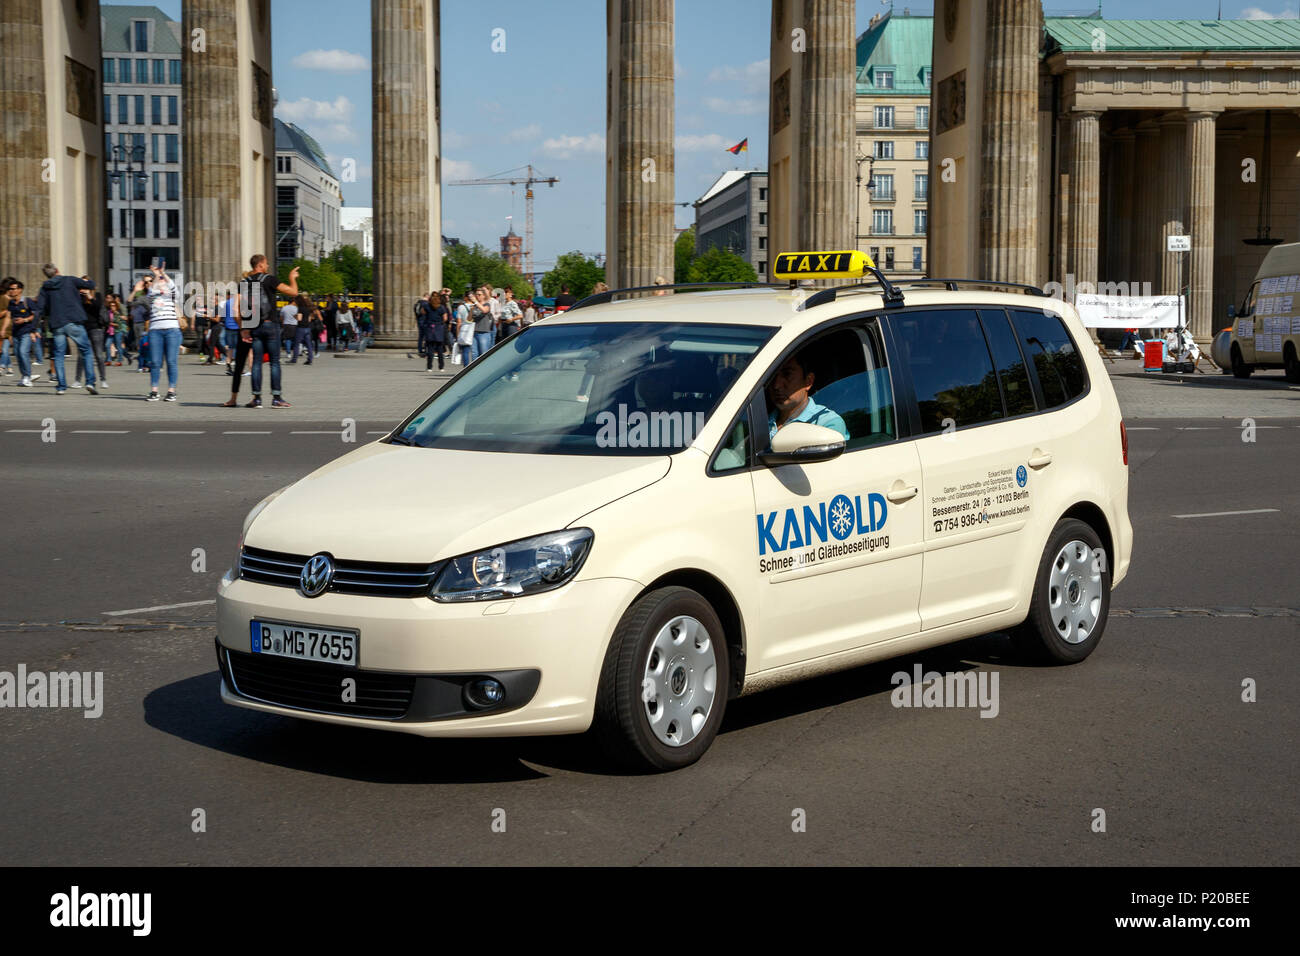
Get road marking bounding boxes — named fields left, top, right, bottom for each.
left=72, top=429, right=129, bottom=434
left=104, top=598, right=216, bottom=617
left=1175, top=426, right=1219, bottom=431
left=5, top=429, right=42, bottom=433
left=290, top=430, right=340, bottom=435
left=1172, top=508, right=1280, bottom=519
left=150, top=430, right=205, bottom=435
left=223, top=430, right=271, bottom=435
left=1126, top=427, right=1159, bottom=431
left=366, top=431, right=389, bottom=435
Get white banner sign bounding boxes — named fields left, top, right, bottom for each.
left=1075, top=294, right=1184, bottom=329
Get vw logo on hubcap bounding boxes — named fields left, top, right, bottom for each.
left=300, top=553, right=335, bottom=597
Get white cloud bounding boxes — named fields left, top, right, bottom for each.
left=291, top=49, right=370, bottom=73
left=1241, top=5, right=1298, bottom=17
left=442, top=158, right=476, bottom=180
left=706, top=59, right=769, bottom=94
left=276, top=95, right=354, bottom=123
left=506, top=123, right=542, bottom=143
left=541, top=132, right=605, bottom=158
left=704, top=96, right=765, bottom=115
left=442, top=128, right=468, bottom=149
left=675, top=132, right=734, bottom=152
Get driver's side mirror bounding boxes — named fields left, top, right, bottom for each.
left=759, top=422, right=846, bottom=467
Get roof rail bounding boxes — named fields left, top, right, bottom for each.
left=568, top=281, right=787, bottom=311
left=902, top=278, right=1050, bottom=297
left=802, top=267, right=906, bottom=310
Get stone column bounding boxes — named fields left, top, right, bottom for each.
left=1186, top=110, right=1219, bottom=342
left=606, top=0, right=674, bottom=290
left=1109, top=130, right=1135, bottom=286
left=798, top=0, right=855, bottom=256
left=1215, top=129, right=1242, bottom=321
left=1158, top=113, right=1188, bottom=297
left=0, top=0, right=48, bottom=283
left=372, top=0, right=438, bottom=345
left=1067, top=110, right=1101, bottom=305
left=979, top=0, right=1042, bottom=285
left=1055, top=112, right=1072, bottom=285
left=183, top=0, right=242, bottom=295
left=1133, top=122, right=1160, bottom=295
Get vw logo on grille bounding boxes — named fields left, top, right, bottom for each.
left=299, top=553, right=335, bottom=597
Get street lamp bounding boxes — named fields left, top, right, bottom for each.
left=108, top=143, right=149, bottom=295
left=855, top=149, right=876, bottom=244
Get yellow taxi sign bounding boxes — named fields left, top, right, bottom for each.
left=772, top=250, right=875, bottom=281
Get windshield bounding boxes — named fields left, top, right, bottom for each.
left=393, top=321, right=774, bottom=455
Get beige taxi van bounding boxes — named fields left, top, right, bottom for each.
left=216, top=251, right=1133, bottom=771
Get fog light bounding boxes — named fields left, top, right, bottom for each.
left=465, top=678, right=506, bottom=709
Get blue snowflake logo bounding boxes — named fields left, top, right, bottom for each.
left=1016, top=465, right=1028, bottom=488
left=828, top=494, right=855, bottom=540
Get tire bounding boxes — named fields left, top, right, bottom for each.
left=1011, top=518, right=1111, bottom=665
left=1284, top=345, right=1300, bottom=384
left=594, top=586, right=729, bottom=772
left=1231, top=344, right=1253, bottom=379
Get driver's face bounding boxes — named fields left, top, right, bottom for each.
left=767, top=356, right=813, bottom=413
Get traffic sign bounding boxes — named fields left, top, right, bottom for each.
left=1167, top=235, right=1191, bottom=252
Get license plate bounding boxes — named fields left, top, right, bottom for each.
left=251, top=620, right=358, bottom=667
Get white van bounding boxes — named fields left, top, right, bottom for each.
left=216, top=252, right=1133, bottom=771
left=1228, top=242, right=1300, bottom=382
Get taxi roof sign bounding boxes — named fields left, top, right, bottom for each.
left=772, top=250, right=875, bottom=281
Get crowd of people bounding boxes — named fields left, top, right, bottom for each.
left=0, top=260, right=588, bottom=405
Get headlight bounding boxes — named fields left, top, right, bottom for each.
left=234, top=486, right=289, bottom=577
left=430, top=529, right=594, bottom=603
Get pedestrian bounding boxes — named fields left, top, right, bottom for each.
left=414, top=293, right=429, bottom=357
left=222, top=254, right=299, bottom=408
left=554, top=284, right=577, bottom=311
left=335, top=300, right=356, bottom=351
left=194, top=297, right=212, bottom=363
left=219, top=291, right=239, bottom=372
left=76, top=281, right=109, bottom=389
left=470, top=289, right=495, bottom=362
left=130, top=279, right=151, bottom=373
left=520, top=297, right=538, bottom=329
left=33, top=263, right=98, bottom=395
left=452, top=294, right=471, bottom=364
left=0, top=290, right=11, bottom=377
left=106, top=293, right=130, bottom=364
left=424, top=291, right=449, bottom=371
left=138, top=262, right=187, bottom=401
left=499, top=286, right=522, bottom=339
left=324, top=293, right=338, bottom=350
left=306, top=300, right=323, bottom=365
left=280, top=294, right=300, bottom=362
left=1, top=278, right=41, bottom=386
left=288, top=294, right=315, bottom=364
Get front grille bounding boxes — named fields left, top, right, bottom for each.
left=225, top=648, right=415, bottom=719
left=239, top=546, right=442, bottom=598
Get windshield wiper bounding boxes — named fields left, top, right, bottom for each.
left=388, top=434, right=419, bottom=446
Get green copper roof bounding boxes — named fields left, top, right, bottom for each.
left=101, top=5, right=181, bottom=55
left=1044, top=17, right=1300, bottom=52
left=856, top=13, right=932, bottom=96
left=275, top=119, right=336, bottom=179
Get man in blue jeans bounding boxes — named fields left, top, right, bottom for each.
left=222, top=254, right=299, bottom=408
left=34, top=263, right=98, bottom=394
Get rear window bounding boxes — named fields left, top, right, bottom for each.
left=1010, top=309, right=1087, bottom=408
left=979, top=309, right=1036, bottom=418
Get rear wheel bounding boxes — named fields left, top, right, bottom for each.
left=594, top=586, right=729, bottom=772
left=1284, top=345, right=1300, bottom=384
left=1231, top=344, right=1253, bottom=379
left=1012, top=519, right=1111, bottom=665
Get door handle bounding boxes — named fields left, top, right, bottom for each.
left=886, top=483, right=918, bottom=503
left=1028, top=451, right=1053, bottom=469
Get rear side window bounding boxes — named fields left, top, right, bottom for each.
left=1010, top=309, right=1087, bottom=408
left=894, top=308, right=1000, bottom=433
left=979, top=309, right=1036, bottom=418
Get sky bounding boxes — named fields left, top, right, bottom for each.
left=147, top=0, right=1300, bottom=269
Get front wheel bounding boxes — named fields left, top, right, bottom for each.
left=1231, top=344, right=1253, bottom=379
left=594, top=587, right=729, bottom=772
left=1012, top=519, right=1111, bottom=665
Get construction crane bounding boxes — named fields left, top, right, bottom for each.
left=448, top=165, right=559, bottom=277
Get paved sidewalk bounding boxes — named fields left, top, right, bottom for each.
left=0, top=349, right=458, bottom=424
left=1103, top=356, right=1300, bottom=419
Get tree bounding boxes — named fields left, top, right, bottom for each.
left=686, top=245, right=758, bottom=284
left=542, top=251, right=605, bottom=299
left=277, top=257, right=343, bottom=295
left=322, top=244, right=373, bottom=293
left=674, top=226, right=695, bottom=283
left=441, top=242, right=532, bottom=297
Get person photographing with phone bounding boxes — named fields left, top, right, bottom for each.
left=222, top=254, right=299, bottom=408
left=135, top=259, right=187, bottom=401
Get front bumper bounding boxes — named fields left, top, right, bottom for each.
left=215, top=570, right=641, bottom=736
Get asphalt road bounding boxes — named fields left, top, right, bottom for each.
left=1, top=417, right=1296, bottom=865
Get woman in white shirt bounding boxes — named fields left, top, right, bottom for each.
left=135, top=264, right=187, bottom=402
left=336, top=304, right=356, bottom=351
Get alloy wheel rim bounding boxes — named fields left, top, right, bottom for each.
left=642, top=615, right=717, bottom=747
left=1047, top=539, right=1103, bottom=644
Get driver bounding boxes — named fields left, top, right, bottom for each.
left=765, top=350, right=848, bottom=442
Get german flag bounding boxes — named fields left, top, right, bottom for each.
left=725, top=138, right=748, bottom=155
